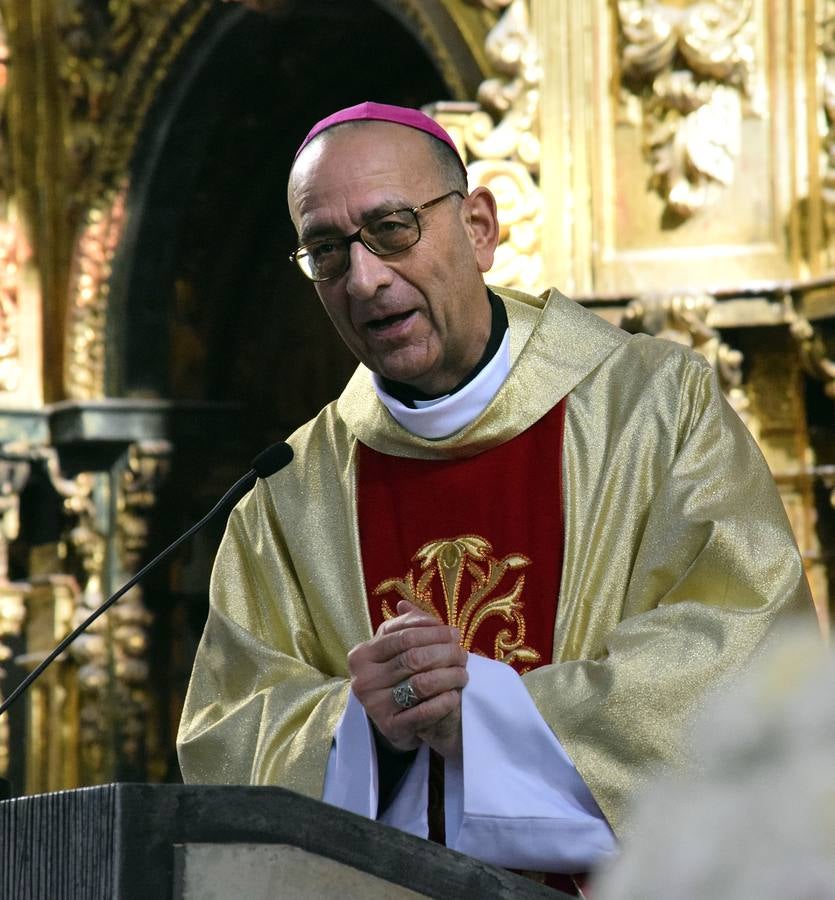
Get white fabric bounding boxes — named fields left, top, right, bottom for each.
left=379, top=743, right=430, bottom=834
left=323, top=657, right=616, bottom=871
left=446, top=654, right=617, bottom=871
left=322, top=690, right=430, bottom=835
left=322, top=690, right=378, bottom=817
left=371, top=330, right=510, bottom=440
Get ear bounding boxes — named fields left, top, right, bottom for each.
left=462, top=187, right=500, bottom=273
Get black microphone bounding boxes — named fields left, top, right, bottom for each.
left=0, top=441, right=294, bottom=719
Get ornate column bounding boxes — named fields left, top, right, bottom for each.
left=23, top=572, right=80, bottom=793
left=61, top=438, right=171, bottom=786
left=111, top=440, right=170, bottom=778
left=0, top=455, right=30, bottom=781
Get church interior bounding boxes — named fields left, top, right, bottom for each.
left=0, top=0, right=832, bottom=810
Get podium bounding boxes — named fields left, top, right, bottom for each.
left=0, top=783, right=569, bottom=898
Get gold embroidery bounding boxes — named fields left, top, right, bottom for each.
left=374, top=535, right=542, bottom=669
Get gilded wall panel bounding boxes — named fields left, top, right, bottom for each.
left=540, top=0, right=817, bottom=295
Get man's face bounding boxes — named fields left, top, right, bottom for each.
left=288, top=122, right=498, bottom=394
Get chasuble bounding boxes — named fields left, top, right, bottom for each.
left=177, top=287, right=811, bottom=837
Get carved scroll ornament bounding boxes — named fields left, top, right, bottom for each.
left=63, top=441, right=170, bottom=778
left=0, top=586, right=24, bottom=777
left=61, top=2, right=213, bottom=400
left=433, top=0, right=543, bottom=292
left=0, top=219, right=29, bottom=395
left=783, top=296, right=835, bottom=400
left=65, top=188, right=127, bottom=400
left=618, top=0, right=758, bottom=220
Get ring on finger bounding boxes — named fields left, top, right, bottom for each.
left=392, top=679, right=420, bottom=710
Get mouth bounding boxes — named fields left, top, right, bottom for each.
left=365, top=310, right=416, bottom=333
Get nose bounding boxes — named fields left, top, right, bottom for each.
left=344, top=241, right=393, bottom=301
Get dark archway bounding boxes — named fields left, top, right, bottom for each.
left=111, top=0, right=479, bottom=453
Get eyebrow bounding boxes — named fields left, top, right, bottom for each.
left=299, top=198, right=413, bottom=245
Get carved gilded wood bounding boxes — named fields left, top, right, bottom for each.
left=0, top=455, right=30, bottom=779
left=61, top=2, right=216, bottom=400
left=500, top=0, right=823, bottom=294
left=618, top=0, right=759, bottom=220
left=430, top=0, right=545, bottom=291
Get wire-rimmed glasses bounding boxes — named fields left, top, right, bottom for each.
left=290, top=190, right=464, bottom=282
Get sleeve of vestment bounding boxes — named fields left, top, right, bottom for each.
left=523, top=351, right=815, bottom=837
left=176, top=479, right=351, bottom=797
left=444, top=654, right=617, bottom=871
left=322, top=655, right=616, bottom=872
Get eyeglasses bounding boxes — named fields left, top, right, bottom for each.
left=290, top=190, right=464, bottom=282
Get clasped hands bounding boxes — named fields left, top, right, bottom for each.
left=347, top=600, right=468, bottom=758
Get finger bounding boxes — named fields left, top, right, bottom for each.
left=387, top=640, right=468, bottom=680
left=395, top=599, right=432, bottom=618
left=350, top=641, right=466, bottom=702
left=352, top=623, right=460, bottom=669
left=389, top=689, right=461, bottom=735
left=408, top=665, right=469, bottom=702
left=416, top=705, right=463, bottom=758
left=377, top=607, right=440, bottom=635
left=416, top=704, right=461, bottom=741
left=367, top=684, right=464, bottom=751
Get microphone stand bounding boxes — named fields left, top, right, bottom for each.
left=0, top=467, right=258, bottom=719
left=0, top=435, right=294, bottom=721
left=0, top=440, right=293, bottom=802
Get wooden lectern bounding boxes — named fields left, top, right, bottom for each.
left=0, top=783, right=570, bottom=899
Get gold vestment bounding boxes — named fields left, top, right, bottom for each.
left=177, top=288, right=811, bottom=834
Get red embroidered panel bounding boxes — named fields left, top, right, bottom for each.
left=357, top=400, right=566, bottom=674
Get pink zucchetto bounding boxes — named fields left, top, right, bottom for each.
left=293, top=101, right=464, bottom=165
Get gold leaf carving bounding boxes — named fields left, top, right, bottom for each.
left=0, top=455, right=31, bottom=777
left=0, top=217, right=30, bottom=395
left=784, top=297, right=835, bottom=399
left=0, top=585, right=25, bottom=777
left=819, top=5, right=835, bottom=259
left=60, top=440, right=169, bottom=780
left=110, top=441, right=169, bottom=767
left=65, top=187, right=127, bottom=400
left=429, top=0, right=542, bottom=292
left=618, top=0, right=758, bottom=220
left=61, top=2, right=214, bottom=399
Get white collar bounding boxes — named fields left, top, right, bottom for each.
left=372, top=330, right=511, bottom=440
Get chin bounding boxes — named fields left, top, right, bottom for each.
left=379, top=368, right=430, bottom=388
left=374, top=355, right=438, bottom=389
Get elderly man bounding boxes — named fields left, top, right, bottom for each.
left=177, top=102, right=811, bottom=885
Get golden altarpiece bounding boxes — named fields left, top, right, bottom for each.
left=0, top=0, right=831, bottom=793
